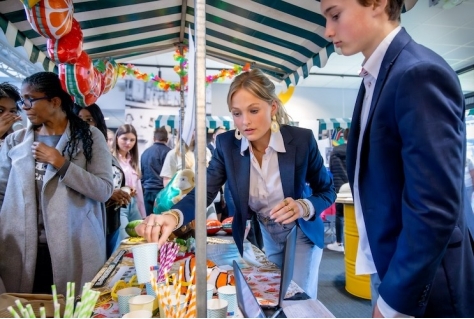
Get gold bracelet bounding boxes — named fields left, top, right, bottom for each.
left=163, top=210, right=181, bottom=230
left=296, top=199, right=310, bottom=218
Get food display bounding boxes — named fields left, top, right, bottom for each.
left=206, top=220, right=222, bottom=235
left=221, top=217, right=233, bottom=234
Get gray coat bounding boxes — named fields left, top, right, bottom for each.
left=0, top=123, right=113, bottom=295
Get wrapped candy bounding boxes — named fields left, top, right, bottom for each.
left=24, top=0, right=74, bottom=39
left=47, top=18, right=82, bottom=64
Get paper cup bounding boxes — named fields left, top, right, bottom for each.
left=132, top=243, right=159, bottom=283
left=129, top=295, right=155, bottom=312
left=218, top=285, right=237, bottom=315
left=116, top=287, right=142, bottom=315
left=207, top=284, right=214, bottom=300
left=159, top=295, right=186, bottom=318
left=122, top=310, right=152, bottom=318
left=207, top=299, right=228, bottom=318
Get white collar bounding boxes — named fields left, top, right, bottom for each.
left=240, top=130, right=286, bottom=156
left=362, top=26, right=402, bottom=79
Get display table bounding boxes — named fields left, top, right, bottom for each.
left=90, top=236, right=334, bottom=317
left=336, top=197, right=371, bottom=300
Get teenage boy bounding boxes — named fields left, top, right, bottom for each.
left=321, top=0, right=474, bottom=317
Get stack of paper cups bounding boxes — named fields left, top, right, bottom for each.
left=217, top=286, right=237, bottom=316
left=132, top=243, right=158, bottom=283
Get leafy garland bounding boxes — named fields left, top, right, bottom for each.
left=117, top=48, right=251, bottom=92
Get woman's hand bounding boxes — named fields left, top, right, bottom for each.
left=269, top=197, right=301, bottom=224
left=31, top=142, right=65, bottom=169
left=0, top=113, right=21, bottom=137
left=135, top=213, right=177, bottom=247
left=109, top=189, right=132, bottom=206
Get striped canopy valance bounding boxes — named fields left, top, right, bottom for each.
left=156, top=115, right=234, bottom=131
left=318, top=118, right=351, bottom=134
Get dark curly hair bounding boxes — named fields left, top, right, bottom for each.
left=22, top=72, right=93, bottom=163
left=73, top=103, right=108, bottom=140
left=0, top=82, right=21, bottom=112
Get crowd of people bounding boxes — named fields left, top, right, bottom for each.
left=0, top=0, right=473, bottom=315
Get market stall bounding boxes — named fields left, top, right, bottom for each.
left=0, top=0, right=417, bottom=317
left=90, top=236, right=334, bottom=318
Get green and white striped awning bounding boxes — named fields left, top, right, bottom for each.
left=318, top=118, right=351, bottom=133
left=0, top=0, right=417, bottom=86
left=156, top=115, right=233, bottom=131
left=0, top=13, right=56, bottom=74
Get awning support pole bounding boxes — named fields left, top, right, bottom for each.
left=194, top=0, right=207, bottom=317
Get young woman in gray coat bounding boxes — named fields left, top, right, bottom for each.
left=0, top=72, right=113, bottom=296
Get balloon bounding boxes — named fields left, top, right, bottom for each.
left=24, top=0, right=74, bottom=39
left=93, top=58, right=119, bottom=94
left=19, top=0, right=41, bottom=9
left=59, top=51, right=100, bottom=106
left=47, top=18, right=82, bottom=64
left=278, top=86, right=295, bottom=105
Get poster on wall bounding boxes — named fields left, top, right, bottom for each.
left=123, top=79, right=212, bottom=155
left=124, top=79, right=212, bottom=111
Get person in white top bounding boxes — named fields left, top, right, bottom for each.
left=136, top=69, right=336, bottom=299
left=321, top=0, right=474, bottom=317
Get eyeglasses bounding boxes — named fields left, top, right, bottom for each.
left=17, top=96, right=50, bottom=110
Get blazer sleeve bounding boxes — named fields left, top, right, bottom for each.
left=379, top=61, right=465, bottom=314
left=171, top=139, right=227, bottom=225
left=304, top=131, right=336, bottom=217
left=59, top=127, right=114, bottom=202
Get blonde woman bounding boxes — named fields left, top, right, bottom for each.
left=138, top=69, right=336, bottom=299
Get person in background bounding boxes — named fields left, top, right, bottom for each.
left=113, top=124, right=146, bottom=242
left=464, top=155, right=474, bottom=237
left=137, top=69, right=336, bottom=299
left=107, top=129, right=115, bottom=152
left=207, top=126, right=229, bottom=221
left=160, top=133, right=212, bottom=187
left=321, top=0, right=474, bottom=316
left=207, top=126, right=227, bottom=154
left=0, top=83, right=22, bottom=148
left=73, top=104, right=131, bottom=257
left=327, top=128, right=349, bottom=252
left=141, top=127, right=171, bottom=216
left=0, top=72, right=113, bottom=295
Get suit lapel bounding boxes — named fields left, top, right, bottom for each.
left=366, top=28, right=411, bottom=129
left=347, top=82, right=365, bottom=185
left=278, top=127, right=295, bottom=199
left=232, top=139, right=250, bottom=219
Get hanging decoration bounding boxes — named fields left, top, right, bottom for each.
left=277, top=86, right=295, bottom=105
left=117, top=50, right=251, bottom=93
left=46, top=18, right=83, bottom=64
left=59, top=51, right=102, bottom=106
left=19, top=0, right=41, bottom=8
left=22, top=0, right=252, bottom=103
left=24, top=0, right=74, bottom=39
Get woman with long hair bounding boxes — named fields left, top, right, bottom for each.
left=137, top=69, right=335, bottom=299
left=0, top=72, right=113, bottom=295
left=112, top=124, right=146, bottom=241
left=73, top=104, right=131, bottom=257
